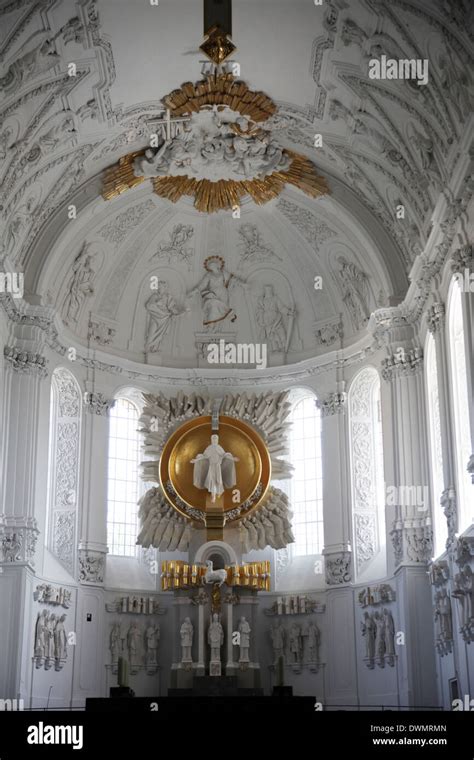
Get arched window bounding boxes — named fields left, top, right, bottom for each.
left=448, top=279, right=472, bottom=532
left=349, top=367, right=386, bottom=578
left=287, top=392, right=324, bottom=556
left=107, top=398, right=140, bottom=557
left=425, top=333, right=446, bottom=555
left=46, top=367, right=82, bottom=575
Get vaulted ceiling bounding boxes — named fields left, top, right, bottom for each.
left=0, top=0, right=472, bottom=368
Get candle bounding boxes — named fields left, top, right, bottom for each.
left=277, top=596, right=283, bottom=616
left=121, top=597, right=127, bottom=613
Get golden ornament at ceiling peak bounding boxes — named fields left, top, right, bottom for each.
left=199, top=25, right=236, bottom=65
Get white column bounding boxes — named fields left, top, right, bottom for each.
left=427, top=302, right=457, bottom=548
left=1, top=333, right=48, bottom=567
left=318, top=384, right=352, bottom=585
left=77, top=388, right=115, bottom=584
left=374, top=312, right=431, bottom=567
left=451, top=245, right=474, bottom=482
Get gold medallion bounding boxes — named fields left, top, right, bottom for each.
left=159, top=415, right=271, bottom=525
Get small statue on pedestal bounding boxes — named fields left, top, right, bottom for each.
left=208, top=613, right=224, bottom=676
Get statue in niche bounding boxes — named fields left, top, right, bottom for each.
left=110, top=622, right=121, bottom=666
left=63, top=243, right=96, bottom=324
left=361, top=611, right=376, bottom=666
left=238, top=617, right=251, bottom=665
left=373, top=610, right=386, bottom=665
left=145, top=280, right=188, bottom=353
left=53, top=614, right=68, bottom=665
left=208, top=613, right=224, bottom=663
left=383, top=608, right=395, bottom=665
left=304, top=621, right=320, bottom=663
left=45, top=613, right=56, bottom=663
left=145, top=623, right=160, bottom=666
left=270, top=621, right=285, bottom=664
left=337, top=256, right=371, bottom=330
left=127, top=622, right=141, bottom=668
left=34, top=610, right=49, bottom=663
left=255, top=284, right=295, bottom=352
left=191, top=433, right=239, bottom=502
left=187, top=255, right=245, bottom=332
left=180, top=617, right=193, bottom=663
left=289, top=623, right=302, bottom=663
left=452, top=567, right=473, bottom=628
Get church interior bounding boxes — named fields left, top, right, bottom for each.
left=0, top=0, right=473, bottom=720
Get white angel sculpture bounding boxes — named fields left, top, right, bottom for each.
left=191, top=434, right=239, bottom=502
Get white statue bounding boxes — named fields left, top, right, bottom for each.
left=127, top=622, right=141, bottom=668
left=145, top=280, right=187, bottom=353
left=203, top=560, right=227, bottom=587
left=452, top=568, right=473, bottom=627
left=255, top=284, right=295, bottom=352
left=238, top=617, right=251, bottom=664
left=180, top=617, right=193, bottom=663
left=145, top=623, right=160, bottom=666
left=270, top=621, right=285, bottom=664
left=337, top=256, right=371, bottom=330
left=34, top=610, right=48, bottom=660
left=383, top=608, right=395, bottom=664
left=289, top=623, right=301, bottom=663
left=373, top=610, right=386, bottom=664
left=63, top=243, right=96, bottom=324
left=53, top=614, right=68, bottom=663
left=187, top=255, right=245, bottom=332
left=304, top=621, right=320, bottom=663
left=208, top=613, right=224, bottom=663
left=191, top=433, right=239, bottom=502
left=45, top=613, right=56, bottom=660
left=110, top=622, right=121, bottom=665
left=361, top=611, right=376, bottom=664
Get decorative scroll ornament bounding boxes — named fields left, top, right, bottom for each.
left=102, top=75, right=328, bottom=212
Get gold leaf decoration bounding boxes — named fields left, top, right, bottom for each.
left=101, top=75, right=330, bottom=209
left=162, top=74, right=276, bottom=123
left=151, top=152, right=329, bottom=213
left=102, top=151, right=146, bottom=200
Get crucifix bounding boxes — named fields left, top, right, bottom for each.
left=151, top=109, right=192, bottom=142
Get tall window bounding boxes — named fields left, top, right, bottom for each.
left=288, top=393, right=324, bottom=556
left=425, top=333, right=446, bottom=555
left=107, top=398, right=140, bottom=557
left=448, top=279, right=472, bottom=532
left=349, top=367, right=385, bottom=577
left=46, top=368, right=81, bottom=575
